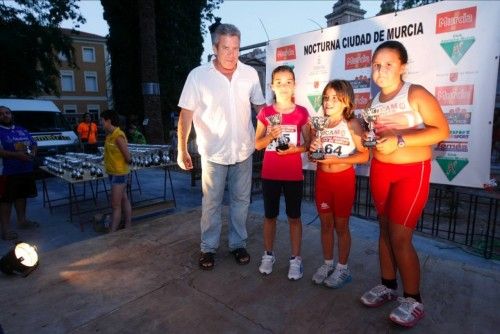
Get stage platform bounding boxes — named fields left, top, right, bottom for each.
left=1, top=207, right=499, bottom=333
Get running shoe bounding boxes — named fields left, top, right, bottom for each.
left=324, top=266, right=352, bottom=288
left=258, top=252, right=276, bottom=275
left=360, top=284, right=398, bottom=307
left=312, top=263, right=334, bottom=284
left=389, top=297, right=425, bottom=327
left=288, top=257, right=303, bottom=280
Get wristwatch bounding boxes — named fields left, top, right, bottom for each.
left=397, top=134, right=406, bottom=148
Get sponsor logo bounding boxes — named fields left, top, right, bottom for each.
left=345, top=50, right=371, bottom=70
left=276, top=44, right=296, bottom=61
left=349, top=75, right=370, bottom=89
left=440, top=36, right=475, bottom=65
left=435, top=85, right=474, bottom=105
left=308, top=95, right=323, bottom=113
left=444, top=107, right=472, bottom=124
left=435, top=141, right=468, bottom=152
left=449, top=130, right=470, bottom=140
left=33, top=134, right=72, bottom=141
left=354, top=92, right=370, bottom=109
left=320, top=202, right=330, bottom=210
left=436, top=157, right=469, bottom=181
left=436, top=6, right=476, bottom=34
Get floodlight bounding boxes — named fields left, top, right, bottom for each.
left=0, top=242, right=39, bottom=277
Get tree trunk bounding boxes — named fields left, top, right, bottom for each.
left=137, top=0, right=164, bottom=144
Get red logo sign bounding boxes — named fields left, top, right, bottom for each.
left=345, top=50, right=372, bottom=70
left=435, top=85, right=474, bottom=106
left=436, top=6, right=476, bottom=34
left=354, top=92, right=371, bottom=109
left=276, top=44, right=296, bottom=61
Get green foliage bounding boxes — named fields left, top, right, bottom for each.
left=0, top=0, right=85, bottom=97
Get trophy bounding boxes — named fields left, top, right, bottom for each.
left=310, top=116, right=329, bottom=160
left=266, top=113, right=289, bottom=151
left=362, top=107, right=380, bottom=147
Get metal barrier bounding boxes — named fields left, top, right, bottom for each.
left=302, top=170, right=500, bottom=260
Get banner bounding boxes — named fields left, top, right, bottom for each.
left=265, top=1, right=500, bottom=188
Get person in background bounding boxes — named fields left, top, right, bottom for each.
left=128, top=124, right=146, bottom=144
left=255, top=65, right=310, bottom=280
left=309, top=80, right=369, bottom=288
left=100, top=110, right=132, bottom=233
left=359, top=40, right=449, bottom=328
left=177, top=23, right=265, bottom=270
left=77, top=112, right=98, bottom=153
left=0, top=106, right=38, bottom=241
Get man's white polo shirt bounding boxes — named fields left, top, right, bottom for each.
left=178, top=60, right=265, bottom=165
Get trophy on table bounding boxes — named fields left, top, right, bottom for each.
left=266, top=113, right=289, bottom=151
left=362, top=107, right=380, bottom=148
left=310, top=116, right=329, bottom=160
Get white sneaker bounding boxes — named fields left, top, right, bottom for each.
left=389, top=297, right=425, bottom=327
left=288, top=257, right=303, bottom=280
left=312, top=263, right=334, bottom=284
left=360, top=284, right=398, bottom=307
left=324, top=266, right=352, bottom=288
left=259, top=252, right=275, bottom=275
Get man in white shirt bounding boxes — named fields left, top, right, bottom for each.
left=177, top=23, right=265, bottom=270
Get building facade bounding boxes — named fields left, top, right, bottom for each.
left=39, top=29, right=111, bottom=127
left=325, top=0, right=366, bottom=27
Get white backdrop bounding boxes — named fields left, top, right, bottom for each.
left=265, top=0, right=500, bottom=188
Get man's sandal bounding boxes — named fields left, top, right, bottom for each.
left=199, top=252, right=215, bottom=270
left=230, top=248, right=250, bottom=265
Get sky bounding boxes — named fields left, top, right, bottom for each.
left=62, top=0, right=381, bottom=63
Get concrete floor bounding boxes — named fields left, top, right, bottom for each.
left=0, top=168, right=499, bottom=333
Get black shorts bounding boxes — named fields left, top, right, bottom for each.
left=0, top=172, right=37, bottom=202
left=262, top=179, right=303, bottom=219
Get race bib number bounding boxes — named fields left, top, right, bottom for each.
left=266, top=124, right=298, bottom=151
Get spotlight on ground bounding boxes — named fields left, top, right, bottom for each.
left=0, top=242, right=39, bottom=277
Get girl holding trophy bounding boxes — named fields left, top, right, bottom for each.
left=360, top=41, right=448, bottom=328
left=309, top=80, right=368, bottom=288
left=255, top=65, right=310, bottom=280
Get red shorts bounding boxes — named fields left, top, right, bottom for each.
left=370, top=159, right=431, bottom=229
left=315, top=167, right=355, bottom=217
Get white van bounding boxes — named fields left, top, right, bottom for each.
left=0, top=99, right=80, bottom=162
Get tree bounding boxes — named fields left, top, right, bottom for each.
left=0, top=0, right=85, bottom=97
left=402, top=0, right=440, bottom=10
left=102, top=0, right=222, bottom=143
left=138, top=0, right=163, bottom=144
left=101, top=0, right=142, bottom=127
left=376, top=0, right=440, bottom=15
left=377, top=0, right=397, bottom=15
